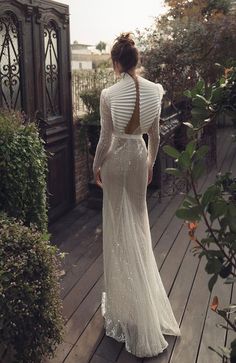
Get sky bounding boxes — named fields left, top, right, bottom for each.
left=54, top=0, right=167, bottom=46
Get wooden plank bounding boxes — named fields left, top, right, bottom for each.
left=60, top=213, right=102, bottom=266
left=63, top=254, right=103, bottom=322
left=89, top=354, right=113, bottom=363
left=225, top=284, right=236, bottom=358
left=61, top=235, right=102, bottom=299
left=168, top=257, right=210, bottom=363
left=150, top=237, right=200, bottom=363
left=65, top=277, right=103, bottom=345
left=93, top=336, right=123, bottom=363
left=153, top=214, right=185, bottom=268
left=49, top=277, right=103, bottom=362
left=44, top=341, right=74, bottom=363
left=222, top=145, right=236, bottom=357
left=147, top=188, right=159, bottom=213
left=116, top=348, right=142, bottom=363
left=148, top=195, right=173, bottom=228
left=158, top=226, right=190, bottom=294
left=196, top=278, right=231, bottom=363
left=151, top=194, right=184, bottom=249
left=50, top=205, right=97, bottom=247
left=64, top=308, right=104, bottom=363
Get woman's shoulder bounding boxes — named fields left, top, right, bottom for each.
left=138, top=76, right=164, bottom=97
left=139, top=76, right=163, bottom=89
left=102, top=78, right=127, bottom=99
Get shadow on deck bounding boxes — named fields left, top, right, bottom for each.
left=46, top=127, right=236, bottom=363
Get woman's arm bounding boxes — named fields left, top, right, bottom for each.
left=92, top=89, right=113, bottom=179
left=147, top=109, right=161, bottom=169
left=147, top=83, right=164, bottom=169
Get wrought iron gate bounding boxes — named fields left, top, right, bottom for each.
left=0, top=0, right=75, bottom=222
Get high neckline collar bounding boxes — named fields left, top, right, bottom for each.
left=121, top=72, right=139, bottom=81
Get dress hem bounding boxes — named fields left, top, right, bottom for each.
left=101, top=301, right=181, bottom=358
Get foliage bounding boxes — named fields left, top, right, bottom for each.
left=165, top=0, right=231, bottom=19
left=163, top=65, right=236, bottom=361
left=183, top=63, right=236, bottom=135
left=138, top=0, right=236, bottom=105
left=80, top=88, right=102, bottom=125
left=96, top=40, right=106, bottom=53
left=0, top=212, right=64, bottom=363
left=0, top=110, right=48, bottom=232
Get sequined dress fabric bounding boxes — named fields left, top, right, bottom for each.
left=92, top=73, right=181, bottom=358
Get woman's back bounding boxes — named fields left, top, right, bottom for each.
left=104, top=73, right=163, bottom=135
left=93, top=73, right=164, bottom=177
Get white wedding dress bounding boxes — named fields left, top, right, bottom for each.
left=92, top=72, right=181, bottom=358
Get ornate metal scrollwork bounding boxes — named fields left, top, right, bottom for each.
left=0, top=14, right=22, bottom=110
left=44, top=21, right=60, bottom=117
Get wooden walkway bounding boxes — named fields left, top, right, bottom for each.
left=46, top=127, right=236, bottom=363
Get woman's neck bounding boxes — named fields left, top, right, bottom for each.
left=126, top=69, right=137, bottom=80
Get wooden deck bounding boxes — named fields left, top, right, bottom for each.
left=46, top=127, right=236, bottom=363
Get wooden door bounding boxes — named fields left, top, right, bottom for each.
left=0, top=0, right=75, bottom=223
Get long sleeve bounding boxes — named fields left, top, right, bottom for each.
left=92, top=89, right=113, bottom=176
left=147, top=84, right=164, bottom=168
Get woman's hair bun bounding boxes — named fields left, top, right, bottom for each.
left=111, top=32, right=139, bottom=72
left=115, top=32, right=135, bottom=46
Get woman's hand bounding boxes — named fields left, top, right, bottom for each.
left=94, top=168, right=103, bottom=189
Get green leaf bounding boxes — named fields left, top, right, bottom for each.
left=178, top=151, right=191, bottom=170
left=229, top=217, right=236, bottom=233
left=163, top=145, right=181, bottom=159
left=186, top=140, right=197, bottom=157
left=184, top=90, right=192, bottom=98
left=192, top=161, right=206, bottom=180
left=194, top=145, right=209, bottom=161
left=191, top=108, right=210, bottom=123
left=218, top=309, right=227, bottom=319
left=192, top=94, right=210, bottom=109
left=205, top=258, right=222, bottom=275
left=176, top=205, right=201, bottom=221
left=210, top=200, right=228, bottom=219
left=165, top=168, right=183, bottom=177
left=211, top=87, right=224, bottom=104
left=208, top=273, right=218, bottom=292
left=219, top=263, right=232, bottom=279
left=201, top=185, right=220, bottom=208
left=228, top=203, right=236, bottom=218
left=185, top=195, right=198, bottom=205
left=191, top=107, right=209, bottom=118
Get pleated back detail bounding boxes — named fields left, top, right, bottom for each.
left=107, top=73, right=162, bottom=134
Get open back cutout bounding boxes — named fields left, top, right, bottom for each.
left=124, top=75, right=140, bottom=134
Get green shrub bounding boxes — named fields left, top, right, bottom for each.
left=0, top=110, right=48, bottom=232
left=0, top=212, right=64, bottom=363
left=80, top=88, right=102, bottom=124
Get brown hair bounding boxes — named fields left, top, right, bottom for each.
left=111, top=32, right=139, bottom=73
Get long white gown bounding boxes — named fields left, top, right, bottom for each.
left=92, top=72, right=181, bottom=358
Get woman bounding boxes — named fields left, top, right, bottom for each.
left=92, top=32, right=181, bottom=358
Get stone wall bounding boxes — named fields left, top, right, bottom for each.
left=73, top=119, right=91, bottom=203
